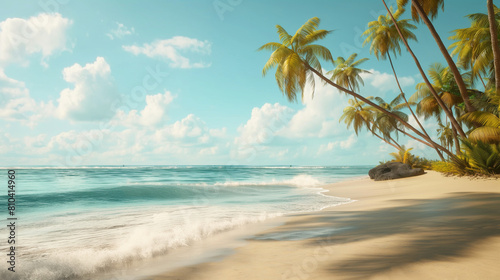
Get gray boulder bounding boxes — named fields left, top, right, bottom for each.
left=369, top=162, right=425, bottom=181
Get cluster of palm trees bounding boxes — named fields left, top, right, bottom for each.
left=259, top=0, right=500, bottom=174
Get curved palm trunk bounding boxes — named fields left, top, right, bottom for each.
left=395, top=128, right=434, bottom=148
left=348, top=84, right=402, bottom=151
left=387, top=52, right=445, bottom=161
left=449, top=111, right=462, bottom=155
left=479, top=75, right=488, bottom=90
left=411, top=0, right=476, bottom=113
left=487, top=0, right=500, bottom=93
left=369, top=125, right=401, bottom=150
left=305, top=65, right=456, bottom=159
left=452, top=126, right=461, bottom=154
left=381, top=0, right=467, bottom=139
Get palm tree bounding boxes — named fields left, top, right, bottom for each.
left=362, top=7, right=416, bottom=97
left=437, top=122, right=454, bottom=158
left=259, top=16, right=455, bottom=159
left=487, top=0, right=500, bottom=93
left=381, top=0, right=467, bottom=139
left=410, top=64, right=464, bottom=112
left=331, top=53, right=403, bottom=151
left=362, top=7, right=444, bottom=160
left=449, top=6, right=500, bottom=89
left=340, top=98, right=401, bottom=150
left=362, top=7, right=416, bottom=74
left=371, top=95, right=439, bottom=150
left=410, top=63, right=465, bottom=153
left=389, top=145, right=414, bottom=164
left=258, top=17, right=333, bottom=102
left=462, top=104, right=500, bottom=143
left=396, top=0, right=476, bottom=113
left=327, top=53, right=370, bottom=93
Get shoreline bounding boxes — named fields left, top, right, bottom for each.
left=146, top=171, right=500, bottom=280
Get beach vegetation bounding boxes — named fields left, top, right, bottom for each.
left=259, top=1, right=500, bottom=176
left=450, top=139, right=500, bottom=175
left=387, top=145, right=433, bottom=169
left=430, top=161, right=459, bottom=174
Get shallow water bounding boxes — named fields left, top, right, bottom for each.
left=0, top=165, right=369, bottom=280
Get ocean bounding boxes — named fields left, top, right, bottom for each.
left=0, top=165, right=370, bottom=280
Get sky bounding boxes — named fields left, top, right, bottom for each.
left=0, top=0, right=490, bottom=166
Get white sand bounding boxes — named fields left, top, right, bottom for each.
left=148, top=171, right=500, bottom=280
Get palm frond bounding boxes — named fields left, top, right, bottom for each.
left=468, top=127, right=500, bottom=143
left=276, top=25, right=292, bottom=46
left=462, top=111, right=500, bottom=127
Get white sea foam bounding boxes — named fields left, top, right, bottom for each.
left=4, top=166, right=366, bottom=280
left=129, top=174, right=325, bottom=188
left=213, top=174, right=323, bottom=187
left=0, top=207, right=284, bottom=280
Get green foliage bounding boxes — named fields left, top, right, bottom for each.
left=389, top=145, right=414, bottom=164
left=461, top=110, right=500, bottom=144
left=442, top=139, right=500, bottom=175
left=461, top=139, right=500, bottom=174
left=327, top=53, right=370, bottom=92
left=431, top=161, right=461, bottom=175
left=259, top=13, right=500, bottom=177
left=412, top=157, right=433, bottom=170
left=362, top=6, right=416, bottom=60
left=258, top=17, right=333, bottom=102
left=449, top=5, right=500, bottom=82
left=388, top=145, right=433, bottom=169
left=378, top=159, right=392, bottom=165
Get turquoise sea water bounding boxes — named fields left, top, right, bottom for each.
left=0, top=166, right=369, bottom=280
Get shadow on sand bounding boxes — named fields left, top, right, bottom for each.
left=253, top=192, right=500, bottom=279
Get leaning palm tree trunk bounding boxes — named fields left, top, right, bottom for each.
left=382, top=0, right=467, bottom=139
left=449, top=111, right=462, bottom=155
left=487, top=0, right=500, bottom=93
left=348, top=85, right=403, bottom=151
left=387, top=52, right=445, bottom=160
left=452, top=126, right=460, bottom=154
left=369, top=125, right=401, bottom=150
left=479, top=75, right=488, bottom=90
left=305, top=64, right=456, bottom=159
left=411, top=0, right=476, bottom=113
left=395, top=127, right=435, bottom=149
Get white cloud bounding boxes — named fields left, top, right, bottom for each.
left=279, top=74, right=348, bottom=139
left=231, top=102, right=294, bottom=162
left=407, top=114, right=438, bottom=135
left=200, top=146, right=219, bottom=156
left=361, top=69, right=415, bottom=94
left=235, top=103, right=294, bottom=146
left=106, top=22, right=135, bottom=40
left=169, top=114, right=206, bottom=138
left=153, top=114, right=226, bottom=147
left=318, top=134, right=357, bottom=153
left=123, top=36, right=211, bottom=68
left=0, top=69, right=33, bottom=119
left=0, top=13, right=72, bottom=67
left=56, top=57, right=120, bottom=121
left=227, top=69, right=420, bottom=164
left=166, top=114, right=218, bottom=143
left=404, top=139, right=437, bottom=160
left=209, top=127, right=227, bottom=138
left=28, top=112, right=230, bottom=165
left=114, top=91, right=174, bottom=127
left=269, top=148, right=289, bottom=159
left=0, top=69, right=55, bottom=126
left=0, top=13, right=71, bottom=124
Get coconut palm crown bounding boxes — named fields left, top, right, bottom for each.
left=327, top=53, right=370, bottom=93
left=258, top=17, right=333, bottom=101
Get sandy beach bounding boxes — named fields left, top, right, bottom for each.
left=148, top=171, right=500, bottom=280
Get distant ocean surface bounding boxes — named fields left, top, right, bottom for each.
left=0, top=165, right=370, bottom=280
